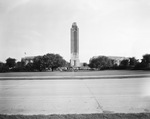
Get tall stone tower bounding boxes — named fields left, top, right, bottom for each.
left=70, top=22, right=80, bottom=67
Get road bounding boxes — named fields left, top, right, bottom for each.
left=0, top=77, right=150, bottom=114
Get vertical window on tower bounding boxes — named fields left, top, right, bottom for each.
left=74, top=60, right=76, bottom=66
left=74, top=30, right=77, bottom=53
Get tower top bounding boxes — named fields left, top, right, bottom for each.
left=72, top=22, right=78, bottom=30
left=72, top=22, right=77, bottom=26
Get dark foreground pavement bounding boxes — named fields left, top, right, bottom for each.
left=1, top=113, right=150, bottom=119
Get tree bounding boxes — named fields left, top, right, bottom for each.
left=6, top=58, right=16, bottom=69
left=0, top=62, right=9, bottom=72
left=33, top=56, right=46, bottom=71
left=12, top=61, right=26, bottom=72
left=128, top=57, right=138, bottom=69
left=25, top=62, right=34, bottom=72
left=43, top=53, right=66, bottom=71
left=129, top=57, right=138, bottom=66
left=83, top=62, right=88, bottom=67
left=120, top=59, right=129, bottom=69
left=89, top=56, right=113, bottom=70
left=142, top=54, right=150, bottom=63
left=141, top=54, right=150, bottom=69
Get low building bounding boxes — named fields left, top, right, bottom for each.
left=108, top=56, right=129, bottom=66
left=21, top=56, right=35, bottom=65
left=91, top=55, right=129, bottom=66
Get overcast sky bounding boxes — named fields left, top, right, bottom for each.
left=0, top=0, right=150, bottom=63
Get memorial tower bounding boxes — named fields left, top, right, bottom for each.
left=70, top=22, right=80, bottom=67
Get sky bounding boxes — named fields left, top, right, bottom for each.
left=0, top=0, right=150, bottom=63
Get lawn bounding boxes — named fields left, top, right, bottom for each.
left=0, top=70, right=149, bottom=77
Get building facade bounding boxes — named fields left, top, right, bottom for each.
left=108, top=56, right=128, bottom=66
left=21, top=56, right=35, bottom=65
left=70, top=22, right=80, bottom=67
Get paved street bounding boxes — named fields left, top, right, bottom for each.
left=0, top=77, right=150, bottom=114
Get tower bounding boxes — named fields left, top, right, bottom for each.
left=70, top=22, right=80, bottom=67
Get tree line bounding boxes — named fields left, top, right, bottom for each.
left=0, top=53, right=67, bottom=72
left=0, top=53, right=150, bottom=72
left=88, top=54, right=150, bottom=70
